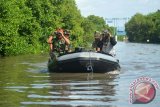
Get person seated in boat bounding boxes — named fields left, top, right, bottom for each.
left=48, top=28, right=71, bottom=59
left=92, top=31, right=101, bottom=51
left=97, top=30, right=117, bottom=56
left=63, top=29, right=72, bottom=53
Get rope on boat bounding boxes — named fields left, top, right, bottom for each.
left=86, top=51, right=93, bottom=71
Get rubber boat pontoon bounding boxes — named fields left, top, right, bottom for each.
left=48, top=50, right=120, bottom=73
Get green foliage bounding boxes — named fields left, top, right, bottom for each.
left=81, top=15, right=111, bottom=47
left=117, top=35, right=125, bottom=41
left=125, top=10, right=160, bottom=43
left=0, top=0, right=111, bottom=56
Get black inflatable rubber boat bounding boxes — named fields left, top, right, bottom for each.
left=48, top=51, right=120, bottom=73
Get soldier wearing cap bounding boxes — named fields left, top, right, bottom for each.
left=48, top=28, right=71, bottom=59
left=92, top=31, right=101, bottom=51
left=97, top=30, right=117, bottom=56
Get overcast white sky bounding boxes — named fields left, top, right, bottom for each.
left=75, top=0, right=160, bottom=27
left=75, top=0, right=160, bottom=18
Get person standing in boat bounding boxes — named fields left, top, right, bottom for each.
left=48, top=28, right=71, bottom=59
left=92, top=31, right=101, bottom=51
left=97, top=30, right=117, bottom=56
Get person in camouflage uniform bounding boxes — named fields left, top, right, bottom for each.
left=92, top=31, right=101, bottom=51
left=48, top=28, right=71, bottom=59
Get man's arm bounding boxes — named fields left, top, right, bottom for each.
left=97, top=41, right=103, bottom=52
left=58, top=29, right=70, bottom=45
left=61, top=34, right=70, bottom=45
left=48, top=36, right=53, bottom=52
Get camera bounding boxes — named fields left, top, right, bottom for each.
left=54, top=31, right=62, bottom=37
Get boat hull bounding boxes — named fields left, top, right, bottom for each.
left=48, top=52, right=120, bottom=73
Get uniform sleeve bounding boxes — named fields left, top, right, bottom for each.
left=97, top=41, right=103, bottom=49
left=110, top=37, right=117, bottom=46
left=92, top=42, right=96, bottom=48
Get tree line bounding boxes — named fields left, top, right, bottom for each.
left=0, top=0, right=112, bottom=56
left=125, top=10, right=160, bottom=43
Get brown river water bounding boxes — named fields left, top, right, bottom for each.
left=0, top=42, right=160, bottom=107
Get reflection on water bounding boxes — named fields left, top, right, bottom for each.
left=0, top=42, right=160, bottom=107
left=21, top=73, right=118, bottom=106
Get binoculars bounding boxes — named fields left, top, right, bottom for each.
left=54, top=31, right=62, bottom=37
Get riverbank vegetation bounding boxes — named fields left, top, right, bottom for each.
left=125, top=10, right=160, bottom=44
left=0, top=0, right=112, bottom=56
left=117, top=35, right=126, bottom=41
left=1, top=0, right=159, bottom=56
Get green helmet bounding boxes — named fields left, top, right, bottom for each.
left=102, top=30, right=109, bottom=35
left=94, top=31, right=101, bottom=38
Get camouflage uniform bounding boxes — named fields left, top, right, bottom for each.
left=92, top=31, right=101, bottom=50
left=50, top=36, right=70, bottom=58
